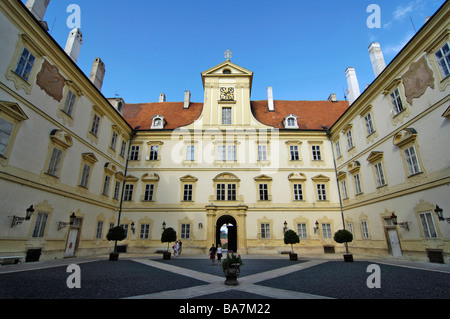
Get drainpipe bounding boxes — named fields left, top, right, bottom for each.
left=115, top=126, right=139, bottom=253
left=323, top=126, right=349, bottom=256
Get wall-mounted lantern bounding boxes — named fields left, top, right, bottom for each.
left=9, top=205, right=35, bottom=228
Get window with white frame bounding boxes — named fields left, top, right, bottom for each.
left=124, top=184, right=134, bottom=201
left=216, top=183, right=236, bottom=201
left=335, top=140, right=342, bottom=158
left=390, top=88, right=405, bottom=115
left=79, top=164, right=91, bottom=188
left=120, top=140, right=127, bottom=157
left=259, top=183, right=269, bottom=201
left=435, top=42, right=450, bottom=78
left=15, top=47, right=36, bottom=82
left=354, top=173, right=363, bottom=195
left=289, top=145, right=299, bottom=161
left=129, top=145, right=140, bottom=161
left=227, top=183, right=236, bottom=200
left=102, top=175, right=111, bottom=196
left=293, top=184, right=303, bottom=201
left=340, top=179, right=348, bottom=199
left=148, top=145, right=159, bottom=161
left=222, top=107, right=232, bottom=125
left=261, top=223, right=270, bottom=239
left=151, top=115, right=164, bottom=129
left=258, top=144, right=267, bottom=161
left=322, top=223, right=332, bottom=238
left=346, top=222, right=354, bottom=235
left=297, top=223, right=307, bottom=239
left=62, top=90, right=76, bottom=117
left=183, top=184, right=193, bottom=201
left=364, top=113, right=375, bottom=136
left=186, top=145, right=195, bottom=161
left=96, top=221, right=103, bottom=239
left=404, top=145, right=421, bottom=175
left=90, top=114, right=100, bottom=136
left=181, top=224, right=191, bottom=239
left=144, top=184, right=155, bottom=201
left=47, top=147, right=63, bottom=176
left=374, top=162, right=386, bottom=187
left=217, top=145, right=236, bottom=161
left=284, top=114, right=299, bottom=129
left=110, top=131, right=118, bottom=150
left=312, top=145, right=321, bottom=161
left=113, top=181, right=120, bottom=200
left=140, top=224, right=150, bottom=239
left=317, top=184, right=327, bottom=200
left=419, top=212, right=438, bottom=238
left=346, top=130, right=354, bottom=150
left=32, top=212, right=48, bottom=238
left=361, top=220, right=370, bottom=239
left=120, top=224, right=129, bottom=238
left=0, top=118, right=14, bottom=157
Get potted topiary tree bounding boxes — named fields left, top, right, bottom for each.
left=161, top=227, right=177, bottom=260
left=334, top=229, right=354, bottom=262
left=284, top=229, right=300, bottom=260
left=106, top=225, right=127, bottom=261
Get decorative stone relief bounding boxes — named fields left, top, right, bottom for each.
left=36, top=60, right=65, bottom=102
left=402, top=57, right=435, bottom=105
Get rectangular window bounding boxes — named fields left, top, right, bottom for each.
left=140, top=224, right=150, bottom=239
left=289, top=145, right=299, bottom=161
left=258, top=145, right=267, bottom=161
left=322, top=223, right=332, bottom=238
left=222, top=107, right=232, bottom=125
left=79, top=164, right=91, bottom=188
left=0, top=118, right=14, bottom=157
left=63, top=90, right=76, bottom=116
left=96, top=221, right=103, bottom=239
left=346, top=130, right=354, bottom=150
left=149, top=145, right=159, bottom=161
left=297, top=223, right=307, bottom=239
left=340, top=180, right=348, bottom=199
left=317, top=184, right=327, bottom=200
left=335, top=140, right=341, bottom=158
left=186, top=145, right=195, bottom=161
left=347, top=223, right=354, bottom=235
left=404, top=146, right=421, bottom=176
left=354, top=173, right=362, bottom=195
left=217, top=145, right=226, bottom=161
left=419, top=212, right=438, bottom=238
left=183, top=184, right=193, bottom=201
left=293, top=184, right=303, bottom=201
left=227, top=183, right=236, bottom=200
left=435, top=42, right=450, bottom=78
left=15, top=47, right=35, bottom=81
left=364, top=113, right=375, bottom=135
left=113, top=181, right=120, bottom=200
left=90, top=114, right=100, bottom=136
left=181, top=224, right=191, bottom=239
left=47, top=147, right=62, bottom=176
left=374, top=162, right=386, bottom=187
left=32, top=212, right=48, bottom=238
left=312, top=145, right=321, bottom=161
left=124, top=184, right=134, bottom=201
left=144, top=184, right=154, bottom=201
left=110, top=131, right=118, bottom=150
left=261, top=223, right=270, bottom=239
left=120, top=141, right=126, bottom=157
left=130, top=145, right=140, bottom=161
left=120, top=224, right=129, bottom=238
left=259, top=183, right=269, bottom=200
left=227, top=145, right=236, bottom=161
left=102, top=175, right=111, bottom=196
left=361, top=221, right=370, bottom=239
left=390, top=88, right=404, bottom=115
left=216, top=183, right=226, bottom=200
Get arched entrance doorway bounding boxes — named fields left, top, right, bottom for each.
left=216, top=215, right=237, bottom=253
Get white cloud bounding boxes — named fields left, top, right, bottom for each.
left=383, top=31, right=415, bottom=56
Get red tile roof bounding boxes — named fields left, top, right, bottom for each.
left=251, top=100, right=349, bottom=130
left=122, top=100, right=349, bottom=131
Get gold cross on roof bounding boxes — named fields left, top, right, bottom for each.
left=224, top=49, right=233, bottom=60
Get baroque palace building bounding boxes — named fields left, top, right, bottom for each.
left=0, top=0, right=449, bottom=263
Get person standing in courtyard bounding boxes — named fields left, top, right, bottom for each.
left=209, top=244, right=216, bottom=265
left=217, top=243, right=223, bottom=265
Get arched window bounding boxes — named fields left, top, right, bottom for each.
left=284, top=114, right=299, bottom=129
left=151, top=115, right=164, bottom=129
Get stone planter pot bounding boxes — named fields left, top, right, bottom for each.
left=289, top=253, right=298, bottom=261
left=223, top=263, right=241, bottom=285
left=343, top=254, right=354, bottom=262
left=163, top=252, right=171, bottom=260
left=109, top=252, right=119, bottom=261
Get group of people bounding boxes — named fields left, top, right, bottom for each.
left=172, top=240, right=182, bottom=256
left=209, top=243, right=223, bottom=265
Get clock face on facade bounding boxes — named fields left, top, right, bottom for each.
left=220, top=87, right=234, bottom=101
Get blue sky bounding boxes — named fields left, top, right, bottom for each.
left=27, top=0, right=445, bottom=104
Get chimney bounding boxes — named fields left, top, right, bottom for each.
left=345, top=67, right=360, bottom=105
left=89, top=58, right=106, bottom=91
left=368, top=42, right=386, bottom=77
left=328, top=93, right=337, bottom=102
left=184, top=91, right=191, bottom=109
left=267, top=87, right=274, bottom=111
left=26, top=0, right=50, bottom=29
left=159, top=93, right=166, bottom=102
left=64, top=28, right=83, bottom=63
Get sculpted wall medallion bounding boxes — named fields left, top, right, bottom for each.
left=36, top=60, right=65, bottom=102
left=402, top=57, right=435, bottom=105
